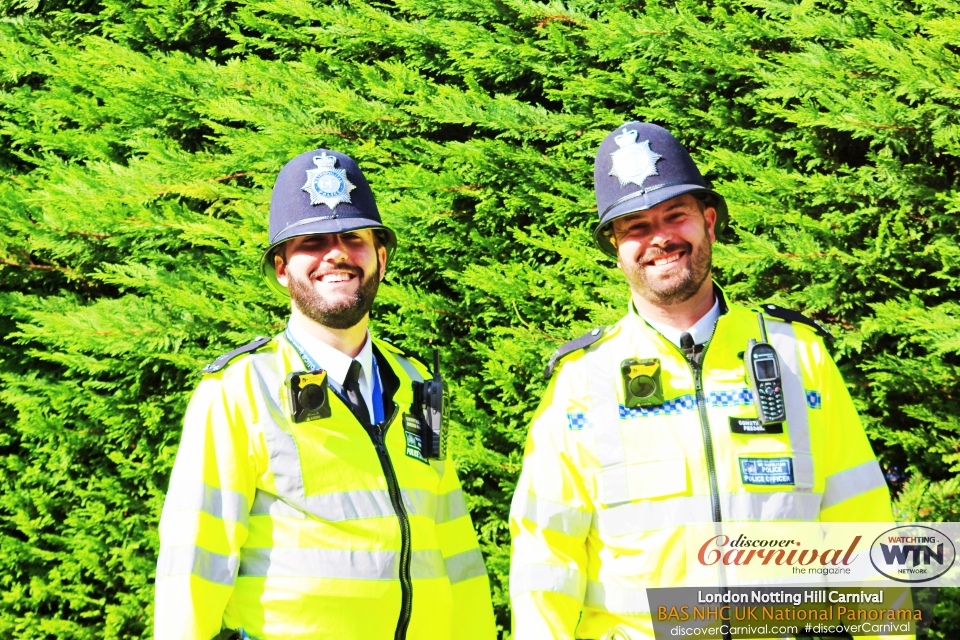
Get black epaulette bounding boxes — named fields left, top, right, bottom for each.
left=760, top=304, right=834, bottom=340
left=201, top=336, right=271, bottom=374
left=544, top=327, right=605, bottom=379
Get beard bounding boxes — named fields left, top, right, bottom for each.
left=620, top=224, right=713, bottom=305
left=287, top=260, right=381, bottom=330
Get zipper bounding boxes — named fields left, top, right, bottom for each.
left=675, top=339, right=731, bottom=640
left=363, top=403, right=413, bottom=640
left=658, top=336, right=722, bottom=525
left=689, top=355, right=722, bottom=524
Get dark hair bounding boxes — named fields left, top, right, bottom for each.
left=373, top=229, right=388, bottom=250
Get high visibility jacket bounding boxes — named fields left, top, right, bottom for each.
left=510, top=297, right=895, bottom=639
left=155, top=334, right=496, bottom=640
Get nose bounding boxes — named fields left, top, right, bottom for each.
left=319, top=234, right=350, bottom=262
left=647, top=219, right=673, bottom=248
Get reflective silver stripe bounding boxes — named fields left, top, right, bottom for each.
left=723, top=491, right=821, bottom=521
left=251, top=488, right=446, bottom=521
left=510, top=490, right=592, bottom=538
left=254, top=351, right=306, bottom=498
left=251, top=488, right=396, bottom=521
left=156, top=546, right=238, bottom=586
left=588, top=338, right=629, bottom=505
left=161, top=482, right=249, bottom=527
left=584, top=581, right=651, bottom=615
left=435, top=489, right=469, bottom=524
left=238, top=547, right=446, bottom=580
left=444, top=548, right=488, bottom=584
left=509, top=564, right=583, bottom=600
left=597, top=495, right=712, bottom=535
left=412, top=549, right=449, bottom=580
left=767, top=321, right=815, bottom=490
left=403, top=488, right=436, bottom=519
left=392, top=353, right=424, bottom=382
left=596, top=491, right=823, bottom=536
left=821, top=460, right=886, bottom=510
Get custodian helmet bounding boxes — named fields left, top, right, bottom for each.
left=260, top=148, right=397, bottom=297
left=592, top=122, right=728, bottom=256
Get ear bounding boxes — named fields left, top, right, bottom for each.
left=275, top=252, right=289, bottom=287
left=377, top=245, right=388, bottom=281
left=704, top=206, right=718, bottom=243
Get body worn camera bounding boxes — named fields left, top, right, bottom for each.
left=286, top=369, right=332, bottom=423
left=621, top=358, right=664, bottom=408
left=745, top=313, right=786, bottom=425
left=412, top=350, right=447, bottom=460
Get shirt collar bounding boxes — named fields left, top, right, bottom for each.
left=633, top=295, right=721, bottom=348
left=286, top=322, right=374, bottom=388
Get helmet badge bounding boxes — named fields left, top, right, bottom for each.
left=301, top=152, right=356, bottom=209
left=609, top=128, right=662, bottom=188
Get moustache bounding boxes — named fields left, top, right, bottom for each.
left=640, top=242, right=692, bottom=265
left=310, top=265, right=364, bottom=279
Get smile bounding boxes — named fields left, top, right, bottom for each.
left=319, top=272, right=356, bottom=283
left=645, top=250, right=685, bottom=267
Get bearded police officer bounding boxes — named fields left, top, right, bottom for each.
left=508, top=123, right=897, bottom=639
left=155, top=149, right=496, bottom=640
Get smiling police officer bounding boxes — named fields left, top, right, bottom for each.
left=155, top=149, right=496, bottom=640
left=508, top=123, right=896, bottom=639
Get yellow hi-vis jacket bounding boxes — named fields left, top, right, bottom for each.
left=155, top=334, right=496, bottom=640
left=510, top=297, right=895, bottom=639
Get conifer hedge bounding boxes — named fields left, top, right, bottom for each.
left=1, top=0, right=958, bottom=637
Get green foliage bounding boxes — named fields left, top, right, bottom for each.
left=0, top=0, right=958, bottom=636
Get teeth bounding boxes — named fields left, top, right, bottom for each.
left=652, top=253, right=681, bottom=267
left=321, top=273, right=352, bottom=283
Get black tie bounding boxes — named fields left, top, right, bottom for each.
left=342, top=360, right=371, bottom=425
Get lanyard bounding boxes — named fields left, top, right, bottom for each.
left=284, top=326, right=385, bottom=424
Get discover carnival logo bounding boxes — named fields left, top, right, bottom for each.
left=869, top=525, right=956, bottom=583
left=697, top=534, right=860, bottom=572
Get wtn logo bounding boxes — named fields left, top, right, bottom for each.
left=870, top=526, right=956, bottom=583
left=880, top=539, right=943, bottom=566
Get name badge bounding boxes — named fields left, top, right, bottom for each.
left=730, top=417, right=783, bottom=435
left=403, top=413, right=420, bottom=434
left=739, top=457, right=794, bottom=486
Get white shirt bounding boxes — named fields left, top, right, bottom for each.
left=641, top=296, right=721, bottom=347
left=287, top=323, right=378, bottom=421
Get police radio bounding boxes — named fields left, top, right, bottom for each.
left=412, top=350, right=447, bottom=460
left=286, top=370, right=332, bottom=423
left=621, top=358, right=664, bottom=408
left=745, top=313, right=786, bottom=425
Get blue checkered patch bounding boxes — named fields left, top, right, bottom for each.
left=566, top=412, right=593, bottom=430
left=806, top=390, right=822, bottom=409
left=620, top=394, right=696, bottom=418
left=708, top=389, right=753, bottom=407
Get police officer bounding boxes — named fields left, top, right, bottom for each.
left=155, top=149, right=496, bottom=640
left=508, top=123, right=897, bottom=639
